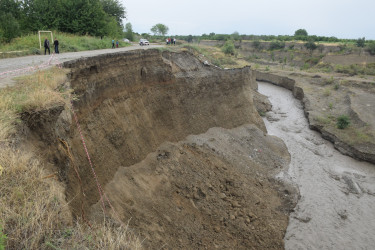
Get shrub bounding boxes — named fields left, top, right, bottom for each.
left=337, top=115, right=350, bottom=129
left=323, top=88, right=331, bottom=96
left=222, top=40, right=235, bottom=55
left=324, top=76, right=334, bottom=85
left=0, top=12, right=20, bottom=43
left=0, top=225, right=6, bottom=250
left=253, top=40, right=262, bottom=50
left=269, top=41, right=285, bottom=50
left=304, top=40, right=317, bottom=52
left=301, top=63, right=310, bottom=70
left=356, top=37, right=366, bottom=48
left=305, top=56, right=321, bottom=65
left=367, top=42, right=375, bottom=55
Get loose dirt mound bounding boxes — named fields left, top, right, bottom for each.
left=91, top=125, right=295, bottom=249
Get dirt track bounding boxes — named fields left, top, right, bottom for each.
left=0, top=44, right=161, bottom=88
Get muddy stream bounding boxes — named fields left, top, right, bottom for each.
left=258, top=82, right=375, bottom=249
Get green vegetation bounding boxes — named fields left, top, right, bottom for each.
left=323, top=88, right=331, bottom=96
left=151, top=23, right=169, bottom=36
left=0, top=32, right=129, bottom=58
left=0, top=225, right=6, bottom=250
left=337, top=115, right=350, bottom=129
left=294, top=29, right=308, bottom=37
left=269, top=41, right=285, bottom=50
left=356, top=37, right=366, bottom=48
left=367, top=42, right=375, bottom=55
left=304, top=40, right=317, bottom=53
left=124, top=22, right=134, bottom=41
left=324, top=76, right=335, bottom=85
left=222, top=40, right=236, bottom=55
left=0, top=0, right=125, bottom=43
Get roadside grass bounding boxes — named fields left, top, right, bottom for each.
left=0, top=32, right=130, bottom=58
left=0, top=147, right=142, bottom=249
left=0, top=67, right=71, bottom=140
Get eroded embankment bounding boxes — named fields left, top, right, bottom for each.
left=255, top=71, right=375, bottom=164
left=22, top=49, right=297, bottom=248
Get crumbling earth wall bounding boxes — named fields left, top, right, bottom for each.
left=24, top=49, right=297, bottom=249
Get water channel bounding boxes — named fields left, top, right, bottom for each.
left=258, top=82, right=375, bottom=249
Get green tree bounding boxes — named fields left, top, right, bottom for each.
left=304, top=40, right=317, bottom=53
left=231, top=31, right=240, bottom=41
left=186, top=34, right=193, bottom=43
left=294, top=29, right=308, bottom=36
left=367, top=42, right=375, bottom=55
left=356, top=37, right=366, bottom=48
left=124, top=22, right=134, bottom=41
left=59, top=0, right=106, bottom=36
left=150, top=23, right=169, bottom=36
left=100, top=0, right=126, bottom=26
left=0, top=12, right=20, bottom=42
left=222, top=40, right=235, bottom=55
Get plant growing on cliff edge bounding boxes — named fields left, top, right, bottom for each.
left=337, top=115, right=350, bottom=129
left=222, top=40, right=236, bottom=55
left=0, top=225, right=6, bottom=250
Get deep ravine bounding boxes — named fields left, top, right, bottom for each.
left=258, top=81, right=375, bottom=249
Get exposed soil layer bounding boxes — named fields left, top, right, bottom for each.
left=18, top=49, right=298, bottom=248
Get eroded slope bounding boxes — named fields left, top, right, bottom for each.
left=20, top=49, right=297, bottom=248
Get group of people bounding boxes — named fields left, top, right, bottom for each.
left=112, top=39, right=119, bottom=48
left=166, top=38, right=176, bottom=45
left=43, top=37, right=59, bottom=55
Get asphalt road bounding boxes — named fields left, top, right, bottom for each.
left=0, top=44, right=161, bottom=88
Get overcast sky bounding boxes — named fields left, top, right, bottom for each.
left=122, top=0, right=375, bottom=40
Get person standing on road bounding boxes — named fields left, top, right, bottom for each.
left=116, top=40, right=119, bottom=48
left=44, top=38, right=50, bottom=55
left=53, top=38, right=59, bottom=54
left=112, top=39, right=115, bottom=48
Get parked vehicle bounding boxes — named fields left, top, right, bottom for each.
left=139, top=39, right=149, bottom=46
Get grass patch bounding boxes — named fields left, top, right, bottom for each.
left=0, top=147, right=142, bottom=249
left=0, top=32, right=130, bottom=58
left=314, top=115, right=332, bottom=124
left=337, top=115, right=350, bottom=129
left=323, top=88, right=331, bottom=96
left=0, top=67, right=72, bottom=140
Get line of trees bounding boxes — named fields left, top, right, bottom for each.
left=0, top=0, right=126, bottom=43
left=175, top=29, right=373, bottom=44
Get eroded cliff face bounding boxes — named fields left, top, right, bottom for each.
left=28, top=49, right=297, bottom=248
left=62, top=50, right=265, bottom=211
